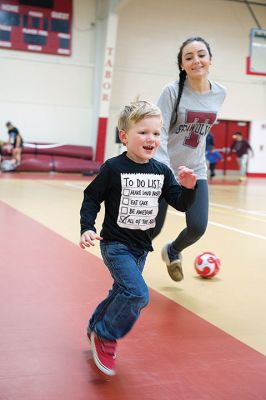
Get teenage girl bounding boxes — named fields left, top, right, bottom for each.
left=153, top=37, right=226, bottom=281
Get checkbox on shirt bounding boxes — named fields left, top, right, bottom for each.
left=121, top=207, right=128, bottom=214
left=123, top=189, right=130, bottom=196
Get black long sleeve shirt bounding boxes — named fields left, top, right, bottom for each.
left=80, top=152, right=196, bottom=251
left=229, top=140, right=252, bottom=157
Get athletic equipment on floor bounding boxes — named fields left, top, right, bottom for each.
left=194, top=251, right=220, bottom=278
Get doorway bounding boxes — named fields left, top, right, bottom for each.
left=211, top=119, right=250, bottom=174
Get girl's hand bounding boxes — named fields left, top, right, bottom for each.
left=79, top=230, right=103, bottom=249
left=178, top=166, right=197, bottom=189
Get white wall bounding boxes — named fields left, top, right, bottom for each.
left=248, top=120, right=266, bottom=174
left=0, top=0, right=265, bottom=169
left=0, top=0, right=96, bottom=146
left=105, top=0, right=266, bottom=160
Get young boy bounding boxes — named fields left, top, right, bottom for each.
left=79, top=100, right=197, bottom=376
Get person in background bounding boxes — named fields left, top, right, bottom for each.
left=79, top=100, right=197, bottom=376
left=0, top=139, right=3, bottom=164
left=206, top=132, right=215, bottom=151
left=205, top=145, right=223, bottom=179
left=153, top=36, right=226, bottom=282
left=227, top=132, right=254, bottom=182
left=6, top=121, right=23, bottom=166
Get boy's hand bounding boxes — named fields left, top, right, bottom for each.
left=177, top=166, right=197, bottom=189
left=79, top=230, right=103, bottom=249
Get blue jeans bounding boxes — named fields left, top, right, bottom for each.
left=88, top=242, right=149, bottom=340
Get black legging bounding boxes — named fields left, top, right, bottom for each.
left=152, top=180, right=209, bottom=254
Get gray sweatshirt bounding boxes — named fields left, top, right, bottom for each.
left=155, top=79, right=226, bottom=180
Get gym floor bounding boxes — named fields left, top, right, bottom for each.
left=0, top=172, right=265, bottom=399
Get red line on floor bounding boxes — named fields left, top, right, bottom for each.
left=0, top=201, right=265, bottom=400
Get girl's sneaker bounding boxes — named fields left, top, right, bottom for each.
left=161, top=242, right=183, bottom=281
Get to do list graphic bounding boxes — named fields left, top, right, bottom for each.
left=118, top=173, right=164, bottom=230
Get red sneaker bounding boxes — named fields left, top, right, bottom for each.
left=91, top=332, right=117, bottom=376
left=88, top=329, right=117, bottom=359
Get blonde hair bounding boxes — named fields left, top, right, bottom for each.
left=117, top=100, right=162, bottom=132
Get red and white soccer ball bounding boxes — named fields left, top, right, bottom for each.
left=194, top=252, right=221, bottom=279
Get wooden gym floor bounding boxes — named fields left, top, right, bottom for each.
left=0, top=172, right=265, bottom=399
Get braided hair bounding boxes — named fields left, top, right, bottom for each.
left=169, top=37, right=212, bottom=131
